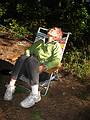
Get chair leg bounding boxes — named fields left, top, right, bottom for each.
left=41, top=73, right=56, bottom=96
left=17, top=72, right=57, bottom=96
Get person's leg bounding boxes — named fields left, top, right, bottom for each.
left=4, top=54, right=28, bottom=101
left=20, top=56, right=41, bottom=108
left=11, top=54, right=28, bottom=80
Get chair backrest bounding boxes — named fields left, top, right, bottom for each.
left=59, top=32, right=71, bottom=60
left=35, top=27, right=71, bottom=61
left=35, top=27, right=48, bottom=42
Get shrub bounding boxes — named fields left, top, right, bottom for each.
left=63, top=48, right=90, bottom=80
left=0, top=4, right=6, bottom=17
left=9, top=19, right=32, bottom=39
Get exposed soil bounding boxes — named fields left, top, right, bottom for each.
left=0, top=36, right=90, bottom=120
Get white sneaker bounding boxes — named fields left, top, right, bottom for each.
left=4, top=85, right=16, bottom=101
left=20, top=91, right=41, bottom=108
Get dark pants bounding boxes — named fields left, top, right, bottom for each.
left=11, top=54, right=39, bottom=85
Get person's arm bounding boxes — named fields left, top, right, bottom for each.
left=25, top=40, right=43, bottom=57
left=45, top=42, right=62, bottom=70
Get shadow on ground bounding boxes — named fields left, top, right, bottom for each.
left=0, top=59, right=13, bottom=74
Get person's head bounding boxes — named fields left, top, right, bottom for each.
left=47, top=27, right=63, bottom=42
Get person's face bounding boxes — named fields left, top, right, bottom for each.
left=47, top=27, right=63, bottom=42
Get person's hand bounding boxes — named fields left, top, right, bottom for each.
left=25, top=49, right=30, bottom=57
left=39, top=64, right=46, bottom=73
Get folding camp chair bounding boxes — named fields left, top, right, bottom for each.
left=19, top=27, right=71, bottom=96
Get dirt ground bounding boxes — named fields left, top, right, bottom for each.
left=0, top=36, right=90, bottom=120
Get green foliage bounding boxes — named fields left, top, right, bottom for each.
left=16, top=4, right=24, bottom=13
left=9, top=19, right=32, bottom=39
left=63, top=48, right=90, bottom=80
left=61, top=4, right=89, bottom=41
left=0, top=4, right=6, bottom=17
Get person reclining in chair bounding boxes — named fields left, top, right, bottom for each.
left=4, top=27, right=63, bottom=108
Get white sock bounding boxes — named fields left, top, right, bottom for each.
left=9, top=79, right=16, bottom=87
left=31, top=84, right=39, bottom=95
